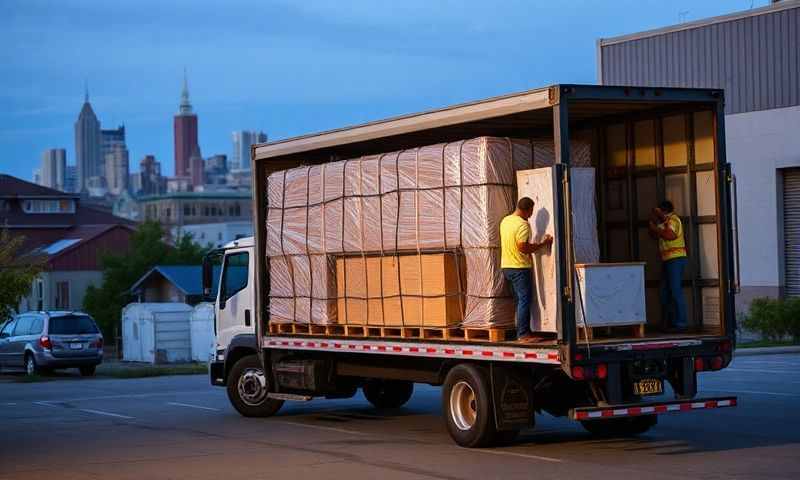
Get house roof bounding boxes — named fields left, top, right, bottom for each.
left=0, top=174, right=79, bottom=198
left=129, top=265, right=221, bottom=297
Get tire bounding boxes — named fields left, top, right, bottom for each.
left=226, top=355, right=284, bottom=417
left=79, top=366, right=96, bottom=377
left=442, top=364, right=499, bottom=448
left=581, top=415, right=657, bottom=437
left=362, top=379, right=414, bottom=409
left=24, top=354, right=38, bottom=376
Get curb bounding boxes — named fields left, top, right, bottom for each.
left=734, top=346, right=800, bottom=356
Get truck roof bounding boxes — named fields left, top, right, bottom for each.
left=253, top=83, right=723, bottom=164
left=222, top=236, right=254, bottom=249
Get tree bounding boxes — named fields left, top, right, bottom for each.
left=0, top=229, right=45, bottom=323
left=83, top=221, right=207, bottom=338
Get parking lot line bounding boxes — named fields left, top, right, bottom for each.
left=166, top=401, right=220, bottom=411
left=469, top=448, right=564, bottom=463
left=78, top=408, right=135, bottom=419
left=273, top=420, right=367, bottom=436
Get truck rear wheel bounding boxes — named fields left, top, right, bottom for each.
left=362, top=379, right=414, bottom=408
left=442, top=364, right=500, bottom=448
left=580, top=415, right=657, bottom=437
left=227, top=355, right=284, bottom=417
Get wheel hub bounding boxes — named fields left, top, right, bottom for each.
left=450, top=381, right=477, bottom=431
left=237, top=367, right=268, bottom=406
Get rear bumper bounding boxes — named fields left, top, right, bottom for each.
left=570, top=396, right=737, bottom=421
left=35, top=351, right=102, bottom=369
left=209, top=360, right=225, bottom=386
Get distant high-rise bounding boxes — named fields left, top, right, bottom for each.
left=101, top=125, right=126, bottom=179
left=74, top=86, right=102, bottom=192
left=64, top=166, right=77, bottom=193
left=232, top=130, right=267, bottom=171
left=40, top=148, right=66, bottom=191
left=174, top=70, right=199, bottom=178
left=139, top=155, right=165, bottom=196
left=104, top=143, right=129, bottom=196
left=189, top=145, right=204, bottom=188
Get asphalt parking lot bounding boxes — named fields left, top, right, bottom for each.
left=1, top=352, right=799, bottom=480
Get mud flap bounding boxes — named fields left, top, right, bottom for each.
left=490, top=363, right=535, bottom=431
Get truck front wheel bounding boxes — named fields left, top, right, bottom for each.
left=580, top=415, right=657, bottom=437
left=362, top=379, right=414, bottom=408
left=442, top=364, right=499, bottom=448
left=227, top=355, right=284, bottom=417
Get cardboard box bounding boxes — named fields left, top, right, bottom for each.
left=336, top=253, right=463, bottom=327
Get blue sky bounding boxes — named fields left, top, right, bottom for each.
left=0, top=0, right=767, bottom=180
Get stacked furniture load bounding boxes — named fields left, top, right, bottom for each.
left=266, top=136, right=594, bottom=340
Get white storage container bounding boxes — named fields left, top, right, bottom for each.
left=190, top=302, right=215, bottom=362
left=122, top=303, right=193, bottom=363
left=574, top=263, right=646, bottom=328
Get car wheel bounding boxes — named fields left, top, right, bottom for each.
left=80, top=366, right=96, bottom=377
left=442, top=364, right=500, bottom=448
left=362, top=379, right=414, bottom=409
left=581, top=415, right=658, bottom=437
left=226, top=355, right=284, bottom=417
left=25, top=354, right=38, bottom=376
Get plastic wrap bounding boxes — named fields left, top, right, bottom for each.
left=266, top=136, right=592, bottom=328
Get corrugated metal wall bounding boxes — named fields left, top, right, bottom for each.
left=599, top=4, right=800, bottom=114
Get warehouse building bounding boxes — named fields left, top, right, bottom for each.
left=597, top=0, right=800, bottom=310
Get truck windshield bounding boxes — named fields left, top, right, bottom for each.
left=49, top=315, right=99, bottom=335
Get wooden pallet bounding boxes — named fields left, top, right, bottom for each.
left=269, top=322, right=515, bottom=343
left=578, top=323, right=646, bottom=341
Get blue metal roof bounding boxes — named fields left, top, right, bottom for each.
left=130, top=265, right=221, bottom=296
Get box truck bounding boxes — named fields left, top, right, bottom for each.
left=205, top=84, right=738, bottom=447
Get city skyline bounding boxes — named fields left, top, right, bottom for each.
left=0, top=0, right=768, bottom=181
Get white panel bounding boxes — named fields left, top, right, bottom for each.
left=699, top=223, right=719, bottom=279
left=783, top=169, right=800, bottom=296
left=575, top=264, right=646, bottom=327
left=696, top=171, right=717, bottom=217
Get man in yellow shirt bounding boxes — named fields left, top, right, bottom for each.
left=500, top=197, right=553, bottom=342
left=648, top=200, right=688, bottom=332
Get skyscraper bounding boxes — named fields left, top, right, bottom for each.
left=74, top=87, right=101, bottom=193
left=189, top=145, right=204, bottom=188
left=104, top=143, right=129, bottom=196
left=174, top=70, right=199, bottom=178
left=232, top=130, right=267, bottom=171
left=40, top=148, right=66, bottom=191
left=101, top=125, right=125, bottom=174
left=64, top=166, right=77, bottom=193
left=139, top=155, right=164, bottom=196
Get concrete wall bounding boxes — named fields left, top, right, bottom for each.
left=727, top=104, right=800, bottom=312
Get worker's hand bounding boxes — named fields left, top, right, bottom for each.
left=537, top=234, right=553, bottom=249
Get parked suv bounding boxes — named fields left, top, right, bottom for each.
left=0, top=312, right=103, bottom=376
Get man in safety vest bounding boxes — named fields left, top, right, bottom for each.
left=500, top=197, right=553, bottom=342
left=649, top=200, right=688, bottom=332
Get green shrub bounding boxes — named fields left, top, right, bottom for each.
left=742, top=297, right=800, bottom=342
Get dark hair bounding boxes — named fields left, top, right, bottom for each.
left=517, top=197, right=534, bottom=211
left=659, top=200, right=674, bottom=213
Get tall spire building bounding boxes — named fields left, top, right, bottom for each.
left=74, top=85, right=101, bottom=193
left=173, top=70, right=199, bottom=179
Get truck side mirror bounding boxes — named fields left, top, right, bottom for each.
left=202, top=251, right=217, bottom=302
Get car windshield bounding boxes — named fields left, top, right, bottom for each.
left=48, top=315, right=99, bottom=335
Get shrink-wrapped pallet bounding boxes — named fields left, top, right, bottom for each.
left=266, top=136, right=592, bottom=328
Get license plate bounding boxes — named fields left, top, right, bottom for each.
left=70, top=342, right=83, bottom=350
left=633, top=378, right=663, bottom=396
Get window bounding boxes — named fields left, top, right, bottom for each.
left=235, top=204, right=241, bottom=216
left=55, top=281, right=70, bottom=309
left=30, top=317, right=43, bottom=335
left=22, top=199, right=75, bottom=214
left=229, top=206, right=234, bottom=216
left=220, top=252, right=249, bottom=306
left=48, top=315, right=99, bottom=335
left=13, top=315, right=34, bottom=336
left=34, top=278, right=43, bottom=311
left=165, top=207, right=171, bottom=219
left=184, top=205, right=191, bottom=216
left=0, top=320, right=16, bottom=338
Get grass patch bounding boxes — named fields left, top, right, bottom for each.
left=737, top=339, right=800, bottom=349
left=97, top=363, right=208, bottom=379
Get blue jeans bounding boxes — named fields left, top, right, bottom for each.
left=503, top=268, right=532, bottom=338
left=661, top=257, right=689, bottom=330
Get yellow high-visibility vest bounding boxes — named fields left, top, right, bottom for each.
left=658, top=213, right=687, bottom=261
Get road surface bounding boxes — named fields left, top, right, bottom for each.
left=1, top=353, right=799, bottom=479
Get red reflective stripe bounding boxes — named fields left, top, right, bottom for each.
left=680, top=403, right=692, bottom=411
left=601, top=410, right=614, bottom=417
left=392, top=346, right=402, bottom=352
left=503, top=352, right=515, bottom=358
left=445, top=349, right=455, bottom=354
left=377, top=345, right=387, bottom=352
left=730, top=398, right=738, bottom=406
left=409, top=347, right=419, bottom=353
left=548, top=353, right=559, bottom=360
left=655, top=405, right=668, bottom=413
left=575, top=411, right=588, bottom=420
left=705, top=401, right=717, bottom=408
left=524, top=352, right=539, bottom=359
left=320, top=342, right=328, bottom=348
left=426, top=347, right=436, bottom=353
left=628, top=407, right=641, bottom=416
left=481, top=351, right=494, bottom=357
left=462, top=350, right=473, bottom=356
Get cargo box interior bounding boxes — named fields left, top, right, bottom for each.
left=254, top=86, right=733, bottom=346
